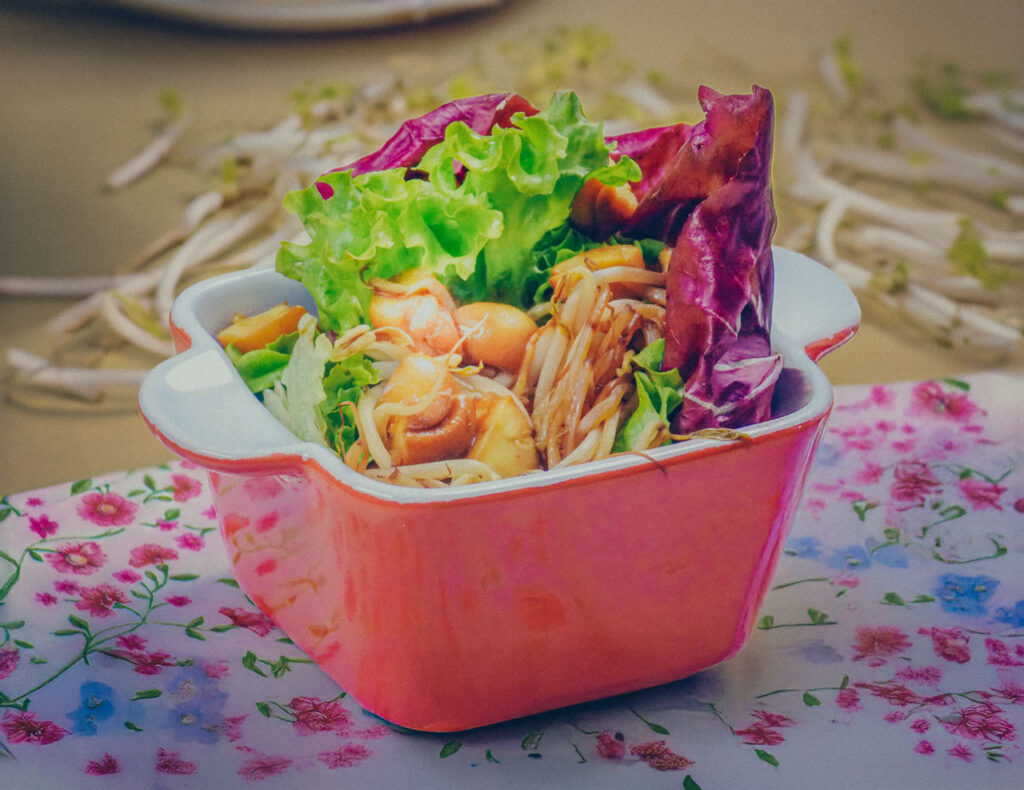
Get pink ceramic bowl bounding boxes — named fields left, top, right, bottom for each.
left=139, top=247, right=859, bottom=732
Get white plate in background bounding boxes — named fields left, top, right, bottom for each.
left=92, top=0, right=504, bottom=32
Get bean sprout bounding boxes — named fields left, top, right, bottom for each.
left=105, top=119, right=188, bottom=190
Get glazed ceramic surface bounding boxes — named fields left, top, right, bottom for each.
left=139, top=248, right=859, bottom=731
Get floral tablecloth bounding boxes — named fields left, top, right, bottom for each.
left=2, top=373, right=1023, bottom=789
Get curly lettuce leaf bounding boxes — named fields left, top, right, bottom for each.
left=280, top=91, right=639, bottom=326
left=277, top=167, right=502, bottom=332
left=422, top=91, right=640, bottom=306
left=321, top=353, right=380, bottom=454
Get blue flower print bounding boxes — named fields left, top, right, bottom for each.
left=165, top=664, right=228, bottom=743
left=812, top=443, right=841, bottom=468
left=820, top=540, right=908, bottom=572
left=865, top=538, right=909, bottom=568
left=933, top=573, right=999, bottom=616
left=67, top=681, right=118, bottom=736
left=825, top=544, right=871, bottom=571
left=995, top=599, right=1024, bottom=628
left=785, top=537, right=823, bottom=559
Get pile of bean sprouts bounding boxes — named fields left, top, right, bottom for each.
left=327, top=257, right=668, bottom=485
left=3, top=31, right=1022, bottom=408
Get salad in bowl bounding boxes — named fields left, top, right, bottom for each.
left=218, top=87, right=780, bottom=487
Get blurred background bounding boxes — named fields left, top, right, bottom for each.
left=2, top=0, right=1022, bottom=492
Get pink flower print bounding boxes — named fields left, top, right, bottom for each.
left=156, top=519, right=177, bottom=531
left=116, top=634, right=147, bottom=651
left=923, top=692, right=954, bottom=707
left=35, top=592, right=58, bottom=606
left=1, top=711, right=68, bottom=745
left=216, top=714, right=246, bottom=742
left=833, top=573, right=859, bottom=589
left=238, top=753, right=292, bottom=780
left=0, top=647, right=20, bottom=681
left=76, top=492, right=138, bottom=526
left=884, top=711, right=906, bottom=723
left=910, top=718, right=931, bottom=734
left=53, top=579, right=79, bottom=594
left=113, top=569, right=141, bottom=584
left=155, top=747, right=197, bottom=775
left=84, top=753, right=121, bottom=775
left=28, top=514, right=58, bottom=539
left=203, top=661, right=230, bottom=679
left=171, top=474, right=202, bottom=502
left=751, top=710, right=795, bottom=728
left=855, top=682, right=924, bottom=707
left=870, top=385, right=895, bottom=406
left=75, top=584, right=130, bottom=618
left=913, top=740, right=934, bottom=755
left=986, top=638, right=1024, bottom=667
left=890, top=460, right=941, bottom=507
left=132, top=651, right=174, bottom=676
left=910, top=380, right=980, bottom=422
left=943, top=703, right=1016, bottom=742
left=1014, top=497, right=1024, bottom=513
left=109, top=636, right=173, bottom=676
left=317, top=744, right=371, bottom=769
left=289, top=696, right=352, bottom=737
left=175, top=533, right=205, bottom=552
left=202, top=505, right=218, bottom=520
left=165, top=596, right=191, bottom=607
left=992, top=677, right=1024, bottom=705
left=47, top=541, right=106, bottom=575
left=895, top=666, right=943, bottom=686
left=947, top=742, right=972, bottom=762
left=26, top=496, right=43, bottom=507
left=854, top=461, right=884, bottom=485
left=835, top=688, right=862, bottom=711
left=734, top=722, right=785, bottom=745
left=596, top=730, right=626, bottom=759
left=629, top=741, right=695, bottom=770
left=919, top=626, right=971, bottom=664
left=355, top=725, right=391, bottom=740
left=852, top=626, right=912, bottom=666
left=128, top=543, right=179, bottom=568
left=957, top=478, right=1005, bottom=511
left=219, top=606, right=274, bottom=636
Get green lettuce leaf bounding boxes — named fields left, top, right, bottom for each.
left=277, top=167, right=502, bottom=333
left=321, top=353, right=380, bottom=454
left=613, top=339, right=684, bottom=452
left=423, top=91, right=640, bottom=306
left=278, top=91, right=640, bottom=332
left=224, top=332, right=299, bottom=394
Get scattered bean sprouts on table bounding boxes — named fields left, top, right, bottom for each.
left=3, top=32, right=1022, bottom=406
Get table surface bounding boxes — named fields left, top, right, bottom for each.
left=2, top=372, right=1023, bottom=788
left=0, top=0, right=1022, bottom=488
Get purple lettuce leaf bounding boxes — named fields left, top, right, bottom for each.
left=617, top=86, right=780, bottom=431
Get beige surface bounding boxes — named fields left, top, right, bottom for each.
left=1, top=0, right=1022, bottom=493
